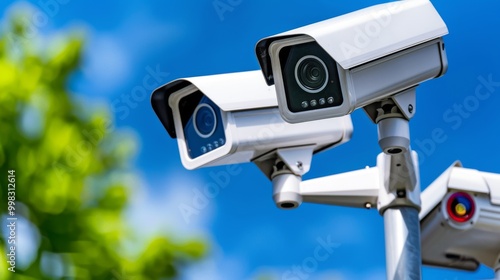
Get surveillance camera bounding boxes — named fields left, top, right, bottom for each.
left=151, top=70, right=353, bottom=170
left=255, top=0, right=448, bottom=123
left=420, top=162, right=500, bottom=271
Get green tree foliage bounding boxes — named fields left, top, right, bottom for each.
left=0, top=15, right=206, bottom=279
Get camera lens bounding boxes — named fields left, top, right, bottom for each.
left=193, top=103, right=217, bottom=138
left=446, top=192, right=475, bottom=223
left=295, top=55, right=329, bottom=94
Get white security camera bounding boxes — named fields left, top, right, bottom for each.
left=151, top=70, right=353, bottom=171
left=255, top=0, right=448, bottom=123
left=420, top=162, right=500, bottom=272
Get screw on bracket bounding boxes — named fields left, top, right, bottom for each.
left=408, top=104, right=414, bottom=114
left=397, top=190, right=406, bottom=198
left=296, top=161, right=303, bottom=170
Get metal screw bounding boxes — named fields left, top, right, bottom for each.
left=296, top=161, right=303, bottom=170
left=408, top=104, right=414, bottom=114
left=397, top=190, right=406, bottom=198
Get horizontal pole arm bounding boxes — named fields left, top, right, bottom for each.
left=300, top=167, right=380, bottom=208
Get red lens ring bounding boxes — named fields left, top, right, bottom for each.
left=446, top=192, right=475, bottom=223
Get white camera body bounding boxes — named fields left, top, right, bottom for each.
left=255, top=0, right=448, bottom=123
left=151, top=70, right=353, bottom=170
left=420, top=162, right=500, bottom=271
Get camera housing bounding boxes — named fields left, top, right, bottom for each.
left=255, top=0, right=448, bottom=123
left=151, top=71, right=353, bottom=170
left=420, top=162, right=500, bottom=271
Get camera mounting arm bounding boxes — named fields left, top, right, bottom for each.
left=291, top=88, right=421, bottom=212
left=300, top=167, right=379, bottom=209
left=295, top=152, right=420, bottom=212
left=277, top=87, right=422, bottom=280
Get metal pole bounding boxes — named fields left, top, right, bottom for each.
left=370, top=93, right=422, bottom=280
left=378, top=149, right=422, bottom=280
left=384, top=207, right=422, bottom=280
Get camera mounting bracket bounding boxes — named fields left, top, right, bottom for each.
left=363, top=87, right=417, bottom=123
left=270, top=145, right=315, bottom=209
left=253, top=145, right=315, bottom=209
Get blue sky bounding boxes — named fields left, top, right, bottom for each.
left=3, top=0, right=500, bottom=279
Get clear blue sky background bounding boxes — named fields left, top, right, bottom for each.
left=2, top=0, right=500, bottom=279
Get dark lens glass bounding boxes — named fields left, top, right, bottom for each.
left=194, top=104, right=216, bottom=137
left=295, top=56, right=328, bottom=93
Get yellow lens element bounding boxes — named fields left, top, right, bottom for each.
left=455, top=203, right=467, bottom=216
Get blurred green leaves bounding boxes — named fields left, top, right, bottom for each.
left=0, top=13, right=206, bottom=279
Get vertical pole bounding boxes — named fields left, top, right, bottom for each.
left=384, top=207, right=422, bottom=280
left=378, top=150, right=422, bottom=280
left=372, top=95, right=422, bottom=280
